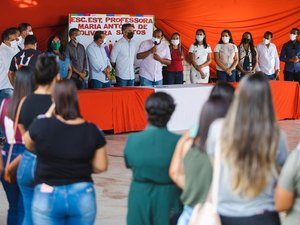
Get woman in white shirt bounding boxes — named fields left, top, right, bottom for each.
left=189, top=29, right=212, bottom=83
left=214, top=30, right=238, bottom=82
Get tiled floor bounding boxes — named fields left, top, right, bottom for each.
left=0, top=120, right=299, bottom=224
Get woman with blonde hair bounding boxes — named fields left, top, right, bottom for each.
left=207, top=73, right=288, bottom=225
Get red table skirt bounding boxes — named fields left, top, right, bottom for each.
left=232, top=81, right=300, bottom=120
left=78, top=87, right=154, bottom=133
left=78, top=82, right=300, bottom=133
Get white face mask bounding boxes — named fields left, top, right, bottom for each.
left=196, top=35, right=204, bottom=42
left=103, top=38, right=107, bottom=44
left=222, top=36, right=230, bottom=43
left=10, top=40, right=18, bottom=49
left=152, top=37, right=161, bottom=45
left=28, top=31, right=33, bottom=35
left=263, top=38, right=270, bottom=45
left=290, top=34, right=297, bottom=41
left=171, top=39, right=180, bottom=46
left=75, top=35, right=81, bottom=43
left=16, top=37, right=23, bottom=46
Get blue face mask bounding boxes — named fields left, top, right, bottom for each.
left=75, top=35, right=81, bottom=43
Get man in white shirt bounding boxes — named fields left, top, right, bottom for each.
left=17, top=22, right=33, bottom=50
left=137, top=29, right=171, bottom=86
left=110, top=23, right=138, bottom=86
left=86, top=31, right=112, bottom=88
left=0, top=28, right=20, bottom=142
left=256, top=31, right=280, bottom=80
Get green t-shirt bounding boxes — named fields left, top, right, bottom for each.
left=180, top=146, right=213, bottom=207
left=278, top=145, right=300, bottom=225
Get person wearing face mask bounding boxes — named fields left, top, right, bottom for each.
left=45, top=35, right=72, bottom=80
left=166, top=32, right=185, bottom=85
left=65, top=28, right=87, bottom=89
left=8, top=35, right=41, bottom=86
left=137, top=29, right=171, bottom=86
left=214, top=29, right=239, bottom=82
left=86, top=31, right=112, bottom=88
left=280, top=28, right=300, bottom=83
left=17, top=22, right=33, bottom=50
left=0, top=28, right=20, bottom=145
left=110, top=23, right=138, bottom=86
left=236, top=32, right=258, bottom=81
left=256, top=31, right=280, bottom=80
left=189, top=29, right=212, bottom=83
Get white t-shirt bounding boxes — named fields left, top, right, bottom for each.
left=189, top=44, right=212, bottom=74
left=214, top=43, right=238, bottom=71
left=0, top=43, right=19, bottom=90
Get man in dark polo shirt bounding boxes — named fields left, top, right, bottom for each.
left=280, top=27, right=300, bottom=83
left=66, top=28, right=87, bottom=89
left=8, top=34, right=41, bottom=86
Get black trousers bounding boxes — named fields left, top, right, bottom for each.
left=220, top=211, right=280, bottom=225
left=71, top=77, right=83, bottom=89
left=284, top=70, right=300, bottom=83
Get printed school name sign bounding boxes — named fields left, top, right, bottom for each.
left=69, top=14, right=154, bottom=48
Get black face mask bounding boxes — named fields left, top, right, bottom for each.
left=242, top=38, right=251, bottom=44
left=127, top=32, right=134, bottom=39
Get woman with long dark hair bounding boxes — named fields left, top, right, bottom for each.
left=236, top=32, right=258, bottom=81
left=17, top=55, right=58, bottom=225
left=169, top=96, right=231, bottom=225
left=207, top=74, right=288, bottom=225
left=24, top=80, right=108, bottom=225
left=214, top=29, right=238, bottom=82
left=0, top=67, right=35, bottom=225
left=45, top=35, right=72, bottom=80
left=189, top=29, right=212, bottom=83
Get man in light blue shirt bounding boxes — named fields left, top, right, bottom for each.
left=110, top=23, right=138, bottom=86
left=86, top=31, right=111, bottom=88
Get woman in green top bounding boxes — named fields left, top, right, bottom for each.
left=124, top=92, right=182, bottom=225
left=169, top=96, right=231, bottom=225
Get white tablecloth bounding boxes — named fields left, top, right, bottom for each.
left=154, top=84, right=213, bottom=131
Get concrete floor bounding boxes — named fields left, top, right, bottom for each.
left=0, top=120, right=299, bottom=225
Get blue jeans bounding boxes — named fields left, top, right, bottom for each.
left=116, top=77, right=135, bottom=87
left=0, top=88, right=13, bottom=139
left=177, top=206, right=193, bottom=225
left=32, top=182, right=96, bottom=225
left=17, top=150, right=37, bottom=225
left=1, top=144, right=25, bottom=225
left=140, top=76, right=163, bottom=87
left=89, top=79, right=111, bottom=88
left=217, top=70, right=236, bottom=82
left=264, top=73, right=276, bottom=80
left=166, top=71, right=184, bottom=84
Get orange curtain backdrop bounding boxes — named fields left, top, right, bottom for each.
left=1, top=0, right=299, bottom=78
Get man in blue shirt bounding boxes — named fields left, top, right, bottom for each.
left=280, top=28, right=300, bottom=83
left=86, top=31, right=112, bottom=88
